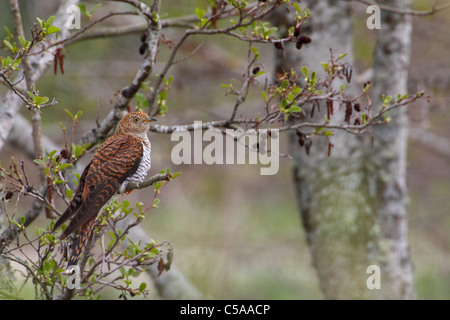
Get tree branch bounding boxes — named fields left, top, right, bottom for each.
left=124, top=173, right=171, bottom=192
left=0, top=0, right=79, bottom=152
left=77, top=0, right=161, bottom=148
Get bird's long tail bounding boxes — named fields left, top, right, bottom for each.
left=67, top=219, right=96, bottom=268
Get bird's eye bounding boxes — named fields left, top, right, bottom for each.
left=133, top=117, right=140, bottom=122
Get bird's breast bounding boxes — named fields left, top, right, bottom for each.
left=120, top=139, right=151, bottom=192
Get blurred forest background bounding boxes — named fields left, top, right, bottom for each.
left=0, top=0, right=449, bottom=299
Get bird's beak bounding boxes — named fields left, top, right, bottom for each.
left=144, top=117, right=157, bottom=123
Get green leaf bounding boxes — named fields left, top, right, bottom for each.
left=65, top=188, right=73, bottom=200
left=59, top=163, right=72, bottom=170
left=128, top=243, right=137, bottom=256
left=261, top=91, right=267, bottom=102
left=154, top=181, right=163, bottom=192
left=3, top=40, right=14, bottom=52
left=139, top=282, right=147, bottom=292
left=45, top=234, right=55, bottom=242
left=46, top=26, right=60, bottom=35
left=35, top=227, right=46, bottom=237
left=292, top=86, right=301, bottom=96
left=136, top=202, right=143, bottom=214
left=382, top=94, right=392, bottom=105
left=287, top=93, right=294, bottom=102
left=65, top=109, right=74, bottom=120
left=10, top=219, right=21, bottom=229
left=4, top=26, right=13, bottom=40
left=323, top=130, right=334, bottom=136
left=53, top=177, right=66, bottom=185
left=33, top=159, right=45, bottom=166
left=78, top=4, right=87, bottom=16
left=36, top=17, right=43, bottom=28
left=251, top=47, right=259, bottom=59
left=152, top=11, right=159, bottom=22
left=164, top=75, right=174, bottom=86
left=195, top=8, right=205, bottom=19
left=159, top=90, right=167, bottom=101
left=89, top=3, right=102, bottom=16
left=361, top=113, right=367, bottom=123
left=292, top=2, right=302, bottom=13
left=336, top=53, right=348, bottom=61
left=45, top=16, right=55, bottom=26
left=134, top=93, right=149, bottom=109
left=397, top=93, right=408, bottom=102
left=287, top=106, right=302, bottom=113
left=74, top=144, right=84, bottom=158
left=301, top=66, right=309, bottom=78
left=172, top=172, right=182, bottom=179
left=74, top=111, right=83, bottom=121
left=47, top=149, right=57, bottom=158
left=254, top=70, right=265, bottom=77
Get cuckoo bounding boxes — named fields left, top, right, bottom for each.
left=52, top=111, right=156, bottom=267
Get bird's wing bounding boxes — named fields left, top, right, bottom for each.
left=55, top=134, right=143, bottom=239
left=52, top=135, right=128, bottom=233
left=51, top=162, right=92, bottom=233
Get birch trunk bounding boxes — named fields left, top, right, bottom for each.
left=277, top=0, right=415, bottom=299
left=365, top=0, right=415, bottom=299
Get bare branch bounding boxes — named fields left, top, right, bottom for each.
left=124, top=173, right=172, bottom=192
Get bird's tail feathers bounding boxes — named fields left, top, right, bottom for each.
left=67, top=219, right=96, bottom=268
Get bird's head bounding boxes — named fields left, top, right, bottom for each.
left=117, top=111, right=156, bottom=137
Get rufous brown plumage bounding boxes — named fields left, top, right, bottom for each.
left=52, top=111, right=155, bottom=266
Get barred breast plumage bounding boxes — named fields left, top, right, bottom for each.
left=119, top=139, right=151, bottom=193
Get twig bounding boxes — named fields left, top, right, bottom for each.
left=124, top=173, right=171, bottom=192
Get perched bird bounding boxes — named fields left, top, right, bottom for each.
left=52, top=111, right=156, bottom=267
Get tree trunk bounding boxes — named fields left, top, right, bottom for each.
left=276, top=0, right=415, bottom=299
left=365, top=0, right=415, bottom=299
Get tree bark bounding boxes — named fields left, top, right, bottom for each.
left=365, top=0, right=415, bottom=299
left=277, top=0, right=415, bottom=299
